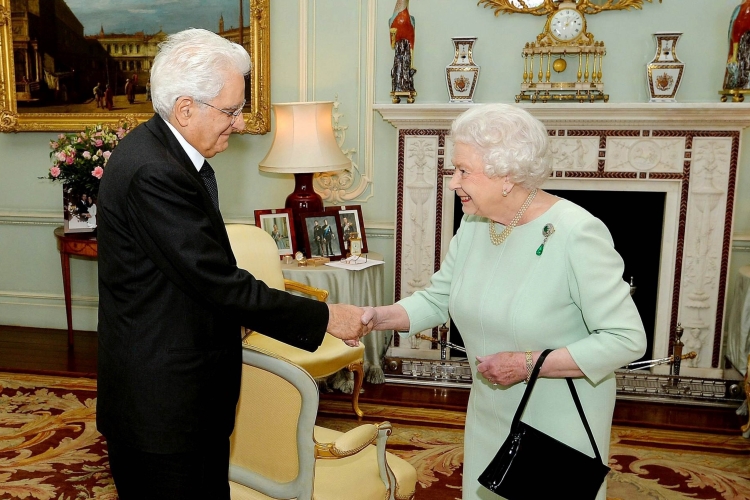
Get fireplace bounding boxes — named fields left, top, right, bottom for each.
left=376, top=103, right=750, bottom=381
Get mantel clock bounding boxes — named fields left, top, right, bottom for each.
left=478, top=0, right=663, bottom=103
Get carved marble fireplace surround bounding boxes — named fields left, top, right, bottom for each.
left=375, top=103, right=750, bottom=380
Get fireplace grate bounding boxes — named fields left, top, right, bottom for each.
left=383, top=357, right=746, bottom=407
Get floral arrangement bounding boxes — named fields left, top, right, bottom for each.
left=44, top=122, right=132, bottom=197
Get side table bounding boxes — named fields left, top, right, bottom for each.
left=54, top=227, right=98, bottom=347
left=281, top=253, right=392, bottom=383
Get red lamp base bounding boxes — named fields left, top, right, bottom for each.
left=285, top=172, right=323, bottom=253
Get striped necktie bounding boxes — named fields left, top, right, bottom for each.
left=200, top=161, right=219, bottom=212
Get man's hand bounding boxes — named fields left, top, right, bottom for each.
left=327, top=304, right=371, bottom=347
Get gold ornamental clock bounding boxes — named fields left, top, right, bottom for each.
left=478, top=0, right=663, bottom=103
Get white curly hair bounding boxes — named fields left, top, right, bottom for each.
left=450, top=103, right=552, bottom=189
left=150, top=28, right=251, bottom=120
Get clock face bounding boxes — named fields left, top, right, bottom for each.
left=350, top=238, right=362, bottom=257
left=550, top=8, right=584, bottom=42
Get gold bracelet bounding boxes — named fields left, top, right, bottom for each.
left=524, top=351, right=533, bottom=384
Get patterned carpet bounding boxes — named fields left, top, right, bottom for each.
left=317, top=400, right=750, bottom=500
left=1, top=371, right=749, bottom=499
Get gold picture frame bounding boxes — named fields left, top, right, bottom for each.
left=0, top=0, right=270, bottom=134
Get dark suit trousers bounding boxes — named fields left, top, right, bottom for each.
left=107, top=437, right=230, bottom=499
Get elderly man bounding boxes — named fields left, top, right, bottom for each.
left=96, top=28, right=370, bottom=499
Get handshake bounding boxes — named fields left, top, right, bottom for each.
left=326, top=304, right=381, bottom=347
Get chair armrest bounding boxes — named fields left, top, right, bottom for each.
left=314, top=422, right=392, bottom=459
left=284, top=279, right=329, bottom=302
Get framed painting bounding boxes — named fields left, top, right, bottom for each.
left=325, top=205, right=368, bottom=254
left=0, top=0, right=270, bottom=133
left=254, top=208, right=295, bottom=258
left=301, top=212, right=345, bottom=261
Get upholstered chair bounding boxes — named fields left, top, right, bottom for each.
left=225, top=224, right=366, bottom=417
left=228, top=345, right=417, bottom=500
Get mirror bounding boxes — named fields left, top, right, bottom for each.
left=0, top=0, right=270, bottom=134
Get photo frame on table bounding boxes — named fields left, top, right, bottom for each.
left=254, top=209, right=295, bottom=258
left=300, top=212, right=345, bottom=261
left=325, top=205, right=368, bottom=254
left=0, top=0, right=270, bottom=134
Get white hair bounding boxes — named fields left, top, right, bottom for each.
left=150, top=28, right=251, bottom=120
left=451, top=104, right=552, bottom=189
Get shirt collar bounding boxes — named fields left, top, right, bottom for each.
left=162, top=117, right=206, bottom=172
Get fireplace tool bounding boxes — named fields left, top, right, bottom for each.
left=415, top=324, right=466, bottom=360
left=623, top=351, right=696, bottom=372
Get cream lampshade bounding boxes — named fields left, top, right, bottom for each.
left=259, top=101, right=351, bottom=252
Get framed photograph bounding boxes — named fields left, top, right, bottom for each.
left=63, top=186, right=97, bottom=234
left=325, top=205, right=368, bottom=254
left=301, top=212, right=345, bottom=261
left=254, top=209, right=295, bottom=258
left=0, top=0, right=270, bottom=134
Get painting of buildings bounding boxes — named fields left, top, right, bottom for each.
left=10, top=0, right=250, bottom=114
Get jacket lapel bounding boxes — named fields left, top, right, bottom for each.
left=143, top=115, right=232, bottom=256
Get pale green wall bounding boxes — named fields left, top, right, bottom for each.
left=0, top=0, right=748, bottom=331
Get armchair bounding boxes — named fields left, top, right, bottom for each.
left=228, top=345, right=417, bottom=500
left=225, top=224, right=366, bottom=417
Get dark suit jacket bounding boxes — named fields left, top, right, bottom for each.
left=96, top=115, right=329, bottom=453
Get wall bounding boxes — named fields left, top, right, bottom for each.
left=0, top=0, right=748, bottom=337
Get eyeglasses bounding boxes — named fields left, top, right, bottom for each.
left=342, top=254, right=368, bottom=265
left=195, top=99, right=246, bottom=125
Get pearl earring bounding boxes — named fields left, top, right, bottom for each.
left=502, top=189, right=508, bottom=197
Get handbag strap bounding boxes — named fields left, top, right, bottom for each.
left=510, top=349, right=553, bottom=429
left=510, top=349, right=604, bottom=462
left=566, top=377, right=603, bottom=463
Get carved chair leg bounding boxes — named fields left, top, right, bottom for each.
left=348, top=361, right=365, bottom=418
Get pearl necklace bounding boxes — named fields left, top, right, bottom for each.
left=489, top=188, right=538, bottom=246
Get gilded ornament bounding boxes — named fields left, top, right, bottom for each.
left=477, top=0, right=664, bottom=103
left=552, top=58, right=567, bottom=72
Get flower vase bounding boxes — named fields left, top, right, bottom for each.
left=446, top=37, right=480, bottom=103
left=646, top=32, right=685, bottom=102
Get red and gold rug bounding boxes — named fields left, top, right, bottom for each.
left=1, top=372, right=749, bottom=499
left=317, top=399, right=750, bottom=500
left=0, top=372, right=115, bottom=500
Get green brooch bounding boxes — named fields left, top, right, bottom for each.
left=536, top=223, right=555, bottom=256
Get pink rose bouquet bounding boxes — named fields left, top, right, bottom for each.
left=43, top=122, right=133, bottom=197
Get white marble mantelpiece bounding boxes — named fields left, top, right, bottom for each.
left=376, top=103, right=750, bottom=379
left=374, top=103, right=750, bottom=130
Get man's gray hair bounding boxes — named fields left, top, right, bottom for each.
left=451, top=104, right=552, bottom=189
left=150, top=28, right=251, bottom=120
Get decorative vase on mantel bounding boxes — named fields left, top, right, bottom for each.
left=445, top=37, right=480, bottom=103
left=646, top=32, right=685, bottom=103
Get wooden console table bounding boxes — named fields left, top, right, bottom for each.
left=54, top=227, right=98, bottom=347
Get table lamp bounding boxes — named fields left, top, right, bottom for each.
left=259, top=101, right=351, bottom=252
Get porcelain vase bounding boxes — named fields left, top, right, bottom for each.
left=446, top=37, right=480, bottom=103
left=646, top=32, right=685, bottom=103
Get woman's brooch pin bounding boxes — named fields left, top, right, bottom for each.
left=536, top=223, right=555, bottom=256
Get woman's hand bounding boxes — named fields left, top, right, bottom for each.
left=476, top=348, right=584, bottom=386
left=476, top=351, right=527, bottom=386
left=359, top=304, right=410, bottom=332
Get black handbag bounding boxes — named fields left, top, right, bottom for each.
left=478, top=349, right=611, bottom=499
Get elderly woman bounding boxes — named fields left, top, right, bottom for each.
left=363, top=103, right=646, bottom=500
